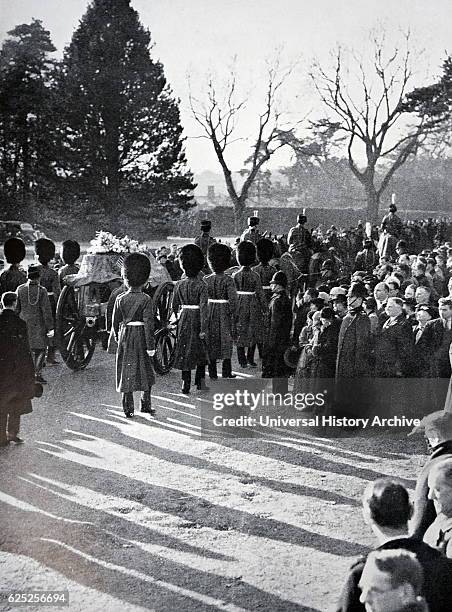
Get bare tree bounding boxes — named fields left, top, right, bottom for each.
left=189, top=58, right=296, bottom=231
left=311, top=33, right=429, bottom=222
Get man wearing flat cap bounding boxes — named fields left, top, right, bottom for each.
left=287, top=213, right=313, bottom=274
left=240, top=215, right=262, bottom=245
left=194, top=219, right=216, bottom=273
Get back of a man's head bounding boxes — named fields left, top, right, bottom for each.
left=363, top=479, right=412, bottom=529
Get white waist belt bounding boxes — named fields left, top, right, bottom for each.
left=237, top=291, right=255, bottom=295
left=208, top=299, right=228, bottom=304
left=47, top=292, right=55, bottom=296
left=262, top=286, right=271, bottom=290
left=126, top=321, right=145, bottom=326
left=181, top=305, right=200, bottom=310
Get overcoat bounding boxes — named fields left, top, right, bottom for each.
left=112, top=289, right=155, bottom=393
left=232, top=266, right=266, bottom=347
left=204, top=272, right=238, bottom=360
left=172, top=277, right=208, bottom=370
left=374, top=314, right=413, bottom=377
left=0, top=309, right=35, bottom=417
left=0, top=265, right=27, bottom=295
left=336, top=309, right=372, bottom=378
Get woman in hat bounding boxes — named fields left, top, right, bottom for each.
left=111, top=253, right=155, bottom=417
left=204, top=243, right=238, bottom=380
left=0, top=237, right=27, bottom=295
left=172, top=244, right=209, bottom=394
left=232, top=241, right=266, bottom=368
left=35, top=238, right=60, bottom=364
left=16, top=264, right=54, bottom=384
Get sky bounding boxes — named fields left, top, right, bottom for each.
left=1, top=0, right=451, bottom=177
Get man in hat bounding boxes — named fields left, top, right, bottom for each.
left=0, top=237, right=27, bottom=295
left=194, top=219, right=216, bottom=272
left=355, top=238, right=378, bottom=274
left=332, top=293, right=348, bottom=321
left=240, top=215, right=262, bottom=245
left=262, top=271, right=292, bottom=391
left=375, top=297, right=413, bottom=378
left=410, top=411, right=452, bottom=540
left=287, top=213, right=313, bottom=274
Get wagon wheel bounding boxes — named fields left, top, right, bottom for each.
left=56, top=285, right=96, bottom=371
left=153, top=281, right=177, bottom=375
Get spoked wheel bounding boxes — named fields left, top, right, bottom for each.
left=153, top=281, right=177, bottom=375
left=56, top=285, right=96, bottom=371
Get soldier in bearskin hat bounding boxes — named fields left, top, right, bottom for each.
left=16, top=264, right=54, bottom=384
left=58, top=240, right=81, bottom=284
left=205, top=243, right=238, bottom=380
left=240, top=215, right=262, bottom=245
left=232, top=241, right=266, bottom=368
left=111, top=253, right=155, bottom=417
left=194, top=219, right=216, bottom=273
left=287, top=213, right=313, bottom=274
left=35, top=238, right=60, bottom=364
left=0, top=237, right=27, bottom=295
left=172, top=244, right=209, bottom=394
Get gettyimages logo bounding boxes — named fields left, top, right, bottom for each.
left=211, top=389, right=326, bottom=412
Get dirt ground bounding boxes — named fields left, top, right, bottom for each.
left=0, top=349, right=426, bottom=612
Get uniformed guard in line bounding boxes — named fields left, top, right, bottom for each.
left=240, top=215, right=262, bottom=245
left=35, top=238, right=60, bottom=364
left=111, top=253, right=155, bottom=418
left=0, top=237, right=27, bottom=295
left=205, top=243, right=238, bottom=380
left=232, top=241, right=266, bottom=368
left=287, top=212, right=313, bottom=274
left=194, top=219, right=216, bottom=273
left=172, top=244, right=209, bottom=394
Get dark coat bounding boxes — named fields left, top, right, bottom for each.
left=232, top=266, right=266, bottom=347
left=112, top=289, right=155, bottom=393
left=374, top=314, right=413, bottom=377
left=0, top=309, right=35, bottom=417
left=313, top=320, right=340, bottom=378
left=0, top=265, right=27, bottom=294
left=411, top=440, right=452, bottom=540
left=336, top=310, right=372, bottom=378
left=336, top=537, right=452, bottom=612
left=354, top=248, right=378, bottom=273
left=267, top=291, right=292, bottom=353
left=204, top=272, right=238, bottom=360
left=412, top=324, right=434, bottom=377
left=172, top=277, right=208, bottom=370
left=421, top=318, right=452, bottom=378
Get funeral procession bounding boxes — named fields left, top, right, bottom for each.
left=2, top=1, right=452, bottom=611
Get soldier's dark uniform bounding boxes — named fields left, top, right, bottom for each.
left=0, top=238, right=27, bottom=296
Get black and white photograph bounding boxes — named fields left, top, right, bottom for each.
left=1, top=1, right=452, bottom=610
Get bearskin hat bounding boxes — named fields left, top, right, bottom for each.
left=200, top=220, right=212, bottom=231
left=256, top=238, right=274, bottom=265
left=207, top=242, right=231, bottom=273
left=60, top=240, right=81, bottom=265
left=35, top=238, right=55, bottom=263
left=123, top=253, right=151, bottom=287
left=236, top=240, right=256, bottom=266
left=3, top=237, right=26, bottom=264
left=179, top=243, right=204, bottom=277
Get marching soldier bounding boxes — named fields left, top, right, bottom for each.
left=0, top=237, right=27, bottom=295
left=58, top=240, right=81, bottom=285
left=35, top=238, right=60, bottom=364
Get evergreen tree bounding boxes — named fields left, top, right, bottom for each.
left=0, top=19, right=57, bottom=216
left=58, top=0, right=195, bottom=216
